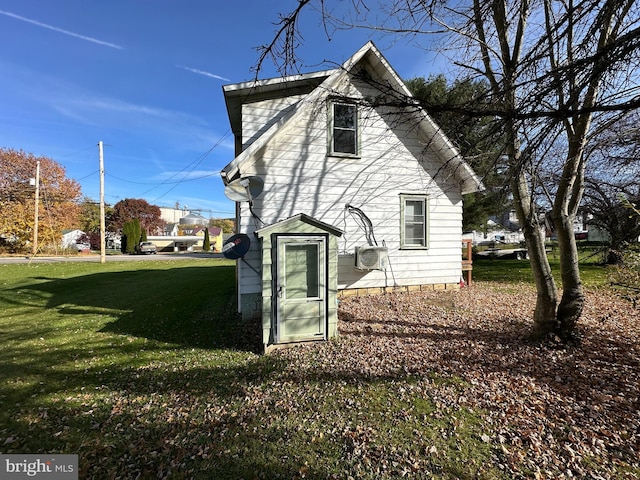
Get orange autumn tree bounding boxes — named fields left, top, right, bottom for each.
left=0, top=148, right=82, bottom=253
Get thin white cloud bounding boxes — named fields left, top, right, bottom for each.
left=178, top=65, right=229, bottom=82
left=77, top=97, right=191, bottom=121
left=48, top=96, right=187, bottom=126
left=2, top=61, right=232, bottom=159
left=0, top=9, right=123, bottom=49
left=53, top=92, right=233, bottom=153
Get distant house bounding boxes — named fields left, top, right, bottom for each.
left=208, top=227, right=223, bottom=252
left=202, top=227, right=223, bottom=252
left=61, top=229, right=86, bottom=250
left=220, top=42, right=483, bottom=350
left=105, top=232, right=121, bottom=250
left=192, top=226, right=223, bottom=251
left=179, top=214, right=208, bottom=235
left=164, top=223, right=179, bottom=236
left=149, top=214, right=223, bottom=252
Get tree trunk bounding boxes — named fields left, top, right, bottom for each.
left=490, top=0, right=561, bottom=339
left=606, top=249, right=624, bottom=265
left=552, top=205, right=585, bottom=341
left=526, top=225, right=559, bottom=336
left=551, top=123, right=590, bottom=340
left=510, top=166, right=559, bottom=337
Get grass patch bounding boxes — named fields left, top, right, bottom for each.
left=202, top=379, right=502, bottom=479
left=472, top=257, right=608, bottom=287
left=0, top=260, right=507, bottom=479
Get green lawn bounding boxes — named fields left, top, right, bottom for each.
left=472, top=256, right=608, bottom=287
left=0, top=260, right=262, bottom=474
left=0, top=258, right=629, bottom=479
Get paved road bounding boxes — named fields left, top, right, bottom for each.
left=0, top=252, right=225, bottom=264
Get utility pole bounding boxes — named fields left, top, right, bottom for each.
left=99, top=141, right=106, bottom=264
left=32, top=161, right=40, bottom=256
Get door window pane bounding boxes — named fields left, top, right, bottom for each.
left=285, top=244, right=319, bottom=299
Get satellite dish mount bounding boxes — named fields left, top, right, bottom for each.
left=222, top=233, right=260, bottom=275
left=224, top=176, right=264, bottom=204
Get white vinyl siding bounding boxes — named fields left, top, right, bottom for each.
left=242, top=95, right=305, bottom=149
left=235, top=71, right=464, bottom=294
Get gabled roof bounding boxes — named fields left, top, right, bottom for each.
left=221, top=41, right=484, bottom=195
left=223, top=69, right=334, bottom=140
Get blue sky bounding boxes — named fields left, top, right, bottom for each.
left=0, top=1, right=444, bottom=218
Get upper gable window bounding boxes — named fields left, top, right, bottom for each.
left=329, top=101, right=358, bottom=156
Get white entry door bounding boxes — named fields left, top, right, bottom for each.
left=275, top=236, right=327, bottom=343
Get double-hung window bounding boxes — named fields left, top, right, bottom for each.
left=329, top=101, right=358, bottom=156
left=400, top=194, right=428, bottom=248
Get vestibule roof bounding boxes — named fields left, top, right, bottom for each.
left=255, top=213, right=343, bottom=239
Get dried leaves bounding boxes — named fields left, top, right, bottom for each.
left=3, top=282, right=638, bottom=479
left=274, top=283, right=639, bottom=478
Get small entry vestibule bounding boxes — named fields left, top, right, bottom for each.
left=256, top=214, right=342, bottom=351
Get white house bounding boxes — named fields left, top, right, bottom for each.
left=220, top=42, right=483, bottom=350
left=61, top=229, right=86, bottom=250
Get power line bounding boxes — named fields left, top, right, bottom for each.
left=105, top=171, right=220, bottom=185
left=59, top=132, right=231, bottom=205
left=150, top=130, right=231, bottom=202
left=75, top=170, right=99, bottom=182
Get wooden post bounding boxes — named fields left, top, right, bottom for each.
left=461, top=239, right=473, bottom=286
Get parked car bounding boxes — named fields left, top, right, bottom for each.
left=475, top=247, right=528, bottom=260
left=135, top=242, right=157, bottom=254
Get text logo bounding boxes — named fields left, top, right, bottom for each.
left=0, top=455, right=78, bottom=479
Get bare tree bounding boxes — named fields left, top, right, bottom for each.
left=256, top=0, right=640, bottom=341
left=582, top=111, right=640, bottom=263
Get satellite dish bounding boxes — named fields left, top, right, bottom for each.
left=222, top=233, right=251, bottom=259
left=224, top=176, right=264, bottom=203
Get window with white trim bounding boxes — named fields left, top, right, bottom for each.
left=400, top=194, right=428, bottom=248
left=329, top=101, right=358, bottom=156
